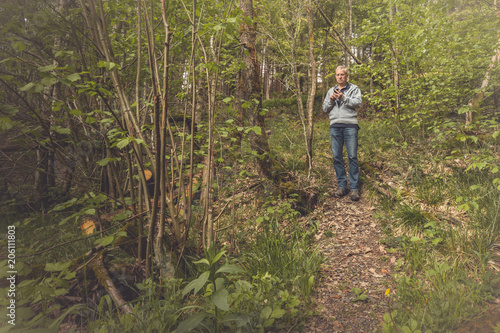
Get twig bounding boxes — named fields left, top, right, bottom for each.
left=213, top=199, right=232, bottom=223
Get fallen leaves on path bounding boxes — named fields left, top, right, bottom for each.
left=304, top=189, right=400, bottom=333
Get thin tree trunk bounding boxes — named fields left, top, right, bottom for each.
left=154, top=0, right=175, bottom=279
left=317, top=5, right=362, bottom=65
left=390, top=6, right=400, bottom=116
left=263, top=40, right=270, bottom=100
left=134, top=0, right=143, bottom=262
left=239, top=0, right=274, bottom=179
left=466, top=46, right=499, bottom=125
left=305, top=0, right=316, bottom=177
left=321, top=30, right=329, bottom=100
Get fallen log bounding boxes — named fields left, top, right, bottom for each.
left=91, top=251, right=134, bottom=315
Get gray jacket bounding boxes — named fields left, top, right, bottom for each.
left=322, top=83, right=362, bottom=126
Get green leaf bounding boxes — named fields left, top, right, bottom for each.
left=51, top=125, right=71, bottom=135
left=261, top=306, right=272, bottom=320
left=458, top=106, right=471, bottom=115
left=0, top=74, right=13, bottom=81
left=41, top=76, right=58, bottom=86
left=98, top=61, right=120, bottom=71
left=216, top=264, right=244, bottom=275
left=193, top=258, right=210, bottom=266
left=133, top=138, right=145, bottom=145
left=19, top=82, right=35, bottom=92
left=116, top=138, right=130, bottom=149
left=94, top=235, right=114, bottom=247
left=182, top=271, right=210, bottom=296
left=45, top=261, right=71, bottom=272
left=213, top=288, right=230, bottom=311
left=211, top=250, right=226, bottom=265
left=66, top=73, right=81, bottom=82
left=263, top=318, right=275, bottom=327
left=98, top=157, right=121, bottom=166
left=174, top=312, right=207, bottom=333
left=469, top=185, right=480, bottom=191
left=14, top=307, right=35, bottom=321
left=39, top=65, right=57, bottom=72
left=54, top=288, right=68, bottom=296
left=54, top=50, right=74, bottom=57
left=222, top=313, right=251, bottom=327
left=112, top=211, right=130, bottom=221
left=13, top=41, right=26, bottom=52
left=252, top=126, right=262, bottom=135
left=271, top=308, right=286, bottom=319
left=353, top=294, right=368, bottom=301
left=98, top=158, right=110, bottom=166
left=51, top=198, right=77, bottom=211
left=409, top=318, right=419, bottom=330
left=17, top=279, right=35, bottom=288
left=0, top=116, right=14, bottom=131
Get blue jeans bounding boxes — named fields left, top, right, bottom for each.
left=330, top=127, right=359, bottom=190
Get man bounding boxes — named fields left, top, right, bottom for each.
left=322, top=66, right=362, bottom=201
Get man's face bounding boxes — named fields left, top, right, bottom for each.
left=335, top=70, right=348, bottom=86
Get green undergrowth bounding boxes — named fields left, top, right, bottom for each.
left=0, top=189, right=323, bottom=333
left=359, top=115, right=500, bottom=332
left=0, top=105, right=326, bottom=332
left=85, top=197, right=323, bottom=333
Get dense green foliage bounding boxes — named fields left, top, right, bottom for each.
left=0, top=0, right=499, bottom=331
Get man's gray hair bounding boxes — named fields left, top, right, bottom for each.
left=336, top=65, right=349, bottom=76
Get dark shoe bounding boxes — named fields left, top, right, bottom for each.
left=335, top=187, right=348, bottom=197
left=350, top=190, right=360, bottom=201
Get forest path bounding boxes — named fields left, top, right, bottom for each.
left=304, top=186, right=398, bottom=333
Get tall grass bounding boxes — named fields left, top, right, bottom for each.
left=240, top=215, right=323, bottom=298
left=359, top=117, right=500, bottom=332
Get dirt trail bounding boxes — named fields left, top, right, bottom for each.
left=305, top=187, right=398, bottom=333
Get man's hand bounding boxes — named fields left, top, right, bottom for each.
left=330, top=89, right=343, bottom=101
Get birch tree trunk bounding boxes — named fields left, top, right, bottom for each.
left=466, top=48, right=499, bottom=125
left=305, top=0, right=316, bottom=176
left=317, top=6, right=361, bottom=65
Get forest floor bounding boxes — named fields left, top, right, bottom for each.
left=303, top=183, right=398, bottom=333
